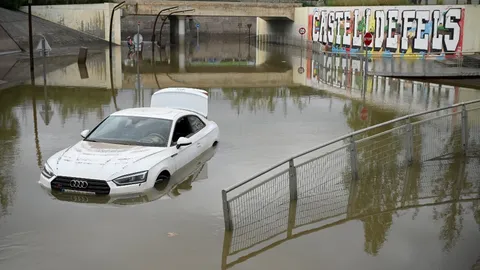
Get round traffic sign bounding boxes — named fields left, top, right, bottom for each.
left=364, top=32, right=373, bottom=46
left=196, top=23, right=200, bottom=28
left=133, top=33, right=143, bottom=44
left=299, top=27, right=306, bottom=35
left=298, top=66, right=305, bottom=74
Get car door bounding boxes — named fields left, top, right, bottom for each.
left=186, top=115, right=209, bottom=155
left=170, top=116, right=196, bottom=170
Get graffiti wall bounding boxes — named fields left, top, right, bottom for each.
left=307, top=5, right=465, bottom=57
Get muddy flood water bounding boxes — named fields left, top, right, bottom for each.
left=1, top=38, right=480, bottom=270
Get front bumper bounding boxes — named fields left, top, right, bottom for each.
left=38, top=174, right=153, bottom=196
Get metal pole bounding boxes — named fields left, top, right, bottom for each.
left=28, top=1, right=34, bottom=84
left=221, top=190, right=233, bottom=231
left=461, top=104, right=468, bottom=155
left=109, top=1, right=125, bottom=61
left=136, top=21, right=140, bottom=52
left=196, top=25, right=199, bottom=46
left=288, top=159, right=298, bottom=201
left=349, top=135, right=358, bottom=181
left=42, top=38, right=46, bottom=86
left=151, top=6, right=178, bottom=44
left=363, top=49, right=368, bottom=93
left=405, top=118, right=413, bottom=165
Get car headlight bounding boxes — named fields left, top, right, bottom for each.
left=41, top=163, right=55, bottom=179
left=112, top=171, right=148, bottom=186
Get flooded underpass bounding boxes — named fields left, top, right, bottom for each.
left=1, top=38, right=480, bottom=270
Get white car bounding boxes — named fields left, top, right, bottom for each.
left=38, top=87, right=219, bottom=196
left=45, top=144, right=217, bottom=205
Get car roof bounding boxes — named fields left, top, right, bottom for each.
left=110, top=107, right=191, bottom=120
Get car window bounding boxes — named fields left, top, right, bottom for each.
left=85, top=115, right=172, bottom=147
left=187, top=115, right=206, bottom=134
left=171, top=116, right=194, bottom=146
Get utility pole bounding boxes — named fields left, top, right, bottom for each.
left=28, top=0, right=34, bottom=84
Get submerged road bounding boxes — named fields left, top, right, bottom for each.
left=0, top=38, right=479, bottom=270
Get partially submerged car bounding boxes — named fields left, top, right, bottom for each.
left=38, top=87, right=219, bottom=196
left=46, top=144, right=217, bottom=206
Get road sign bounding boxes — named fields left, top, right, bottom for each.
left=40, top=103, right=54, bottom=126
left=299, top=27, right=306, bottom=35
left=298, top=66, right=305, bottom=74
left=36, top=38, right=51, bottom=53
left=364, top=32, right=373, bottom=46
left=133, top=33, right=143, bottom=52
left=360, top=107, right=368, bottom=121
left=196, top=23, right=200, bottom=29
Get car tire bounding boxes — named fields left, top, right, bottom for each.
left=156, top=171, right=170, bottom=183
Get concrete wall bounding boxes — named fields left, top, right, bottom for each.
left=122, top=15, right=256, bottom=41
left=257, top=5, right=480, bottom=57
left=0, top=24, right=21, bottom=55
left=125, top=1, right=299, bottom=20
left=302, top=5, right=480, bottom=56
left=1, top=7, right=104, bottom=52
left=20, top=3, right=122, bottom=45
left=462, top=6, right=480, bottom=52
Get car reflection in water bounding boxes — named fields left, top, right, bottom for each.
left=45, top=144, right=217, bottom=206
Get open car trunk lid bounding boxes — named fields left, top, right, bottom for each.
left=150, top=87, right=209, bottom=118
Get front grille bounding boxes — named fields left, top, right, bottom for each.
left=51, top=176, right=110, bottom=195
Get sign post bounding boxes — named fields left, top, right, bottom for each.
left=299, top=27, right=306, bottom=69
left=363, top=32, right=372, bottom=90
left=196, top=22, right=200, bottom=47
left=299, top=27, right=306, bottom=48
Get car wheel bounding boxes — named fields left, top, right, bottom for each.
left=156, top=171, right=170, bottom=183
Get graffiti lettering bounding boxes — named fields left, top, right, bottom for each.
left=309, top=6, right=464, bottom=55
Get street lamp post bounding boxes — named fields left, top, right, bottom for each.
left=158, top=9, right=195, bottom=48
left=151, top=6, right=178, bottom=62
left=28, top=0, right=34, bottom=84
left=152, top=6, right=178, bottom=44
left=109, top=1, right=125, bottom=60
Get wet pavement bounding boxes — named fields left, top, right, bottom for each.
left=0, top=38, right=479, bottom=269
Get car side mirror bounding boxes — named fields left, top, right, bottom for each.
left=80, top=129, right=90, bottom=139
left=176, top=137, right=192, bottom=149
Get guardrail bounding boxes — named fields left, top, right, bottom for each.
left=221, top=155, right=480, bottom=269
left=255, top=34, right=480, bottom=77
left=221, top=99, right=480, bottom=231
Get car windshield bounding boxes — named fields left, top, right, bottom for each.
left=85, top=115, right=172, bottom=147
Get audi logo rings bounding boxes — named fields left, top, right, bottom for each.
left=70, top=180, right=89, bottom=189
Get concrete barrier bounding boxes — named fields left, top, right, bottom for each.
left=19, top=3, right=122, bottom=45
left=124, top=1, right=299, bottom=20
left=0, top=25, right=21, bottom=55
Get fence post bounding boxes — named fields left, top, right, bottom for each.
left=349, top=135, right=358, bottom=181
left=405, top=118, right=413, bottom=165
left=461, top=104, right=468, bottom=155
left=221, top=190, right=233, bottom=231
left=288, top=159, right=298, bottom=201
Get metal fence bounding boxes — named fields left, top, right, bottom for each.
left=222, top=99, right=480, bottom=230
left=255, top=34, right=480, bottom=77
left=221, top=155, right=480, bottom=269
left=220, top=100, right=480, bottom=269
